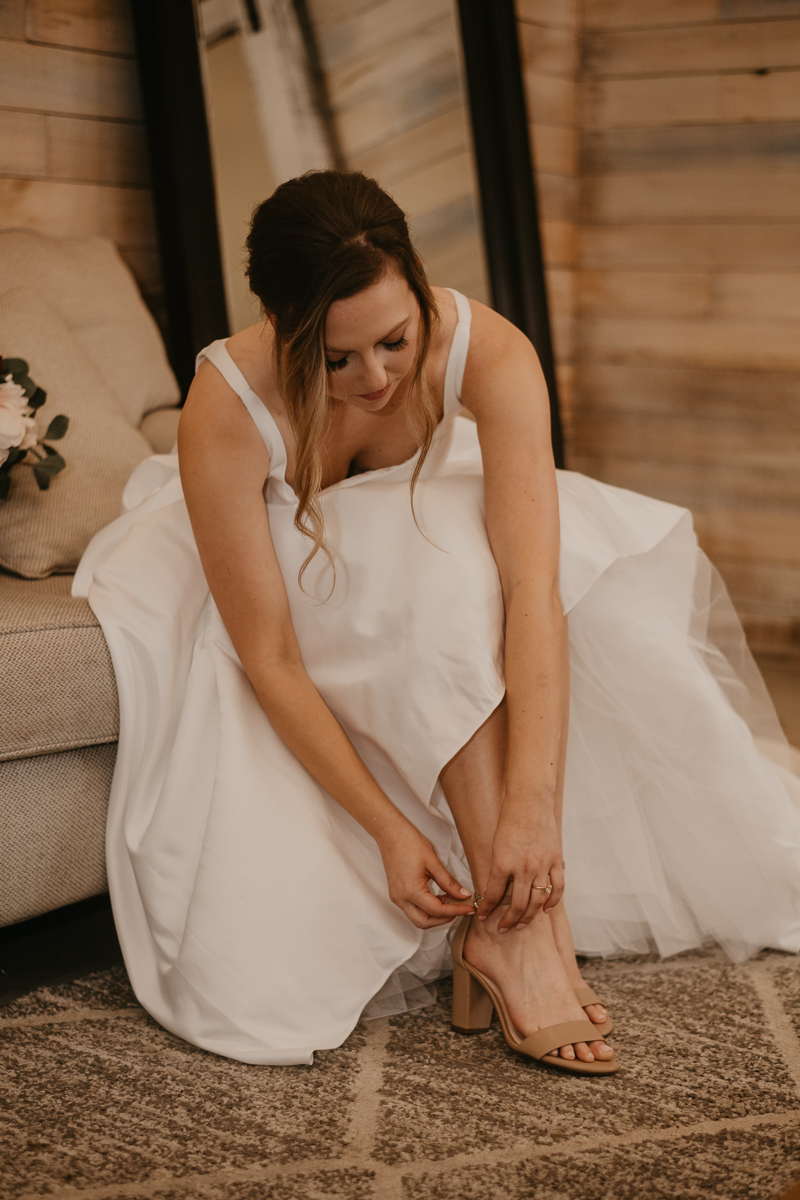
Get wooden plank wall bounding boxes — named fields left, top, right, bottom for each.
left=517, top=0, right=580, bottom=433
left=521, top=0, right=800, bottom=653
left=0, top=0, right=162, bottom=322
left=308, top=0, right=489, bottom=304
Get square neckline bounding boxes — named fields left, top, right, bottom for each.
left=198, top=288, right=472, bottom=500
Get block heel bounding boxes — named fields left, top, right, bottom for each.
left=451, top=958, right=494, bottom=1034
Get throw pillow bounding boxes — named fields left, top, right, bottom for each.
left=0, top=229, right=179, bottom=426
left=0, top=288, right=152, bottom=578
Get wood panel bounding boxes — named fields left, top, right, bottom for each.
left=713, top=272, right=800, bottom=320
left=0, top=0, right=25, bottom=39
left=580, top=222, right=800, bottom=268
left=351, top=105, right=470, bottom=186
left=530, top=122, right=578, bottom=174
left=568, top=454, right=800, bottom=508
left=694, top=508, right=800, bottom=567
left=584, top=168, right=800, bottom=221
left=536, top=170, right=577, bottom=220
left=578, top=269, right=711, bottom=317
left=583, top=121, right=800, bottom=174
left=573, top=362, right=800, bottom=418
left=580, top=315, right=800, bottom=371
left=570, top=411, right=800, bottom=467
left=585, top=19, right=800, bottom=77
left=582, top=0, right=719, bottom=28
left=47, top=115, right=148, bottom=186
left=328, top=17, right=460, bottom=153
left=26, top=0, right=134, bottom=55
left=388, top=150, right=476, bottom=221
left=315, top=0, right=448, bottom=72
left=585, top=70, right=800, bottom=129
left=713, top=561, right=800, bottom=614
left=541, top=218, right=576, bottom=265
left=522, top=70, right=576, bottom=126
left=0, top=110, right=46, bottom=176
left=516, top=0, right=578, bottom=28
left=0, top=38, right=140, bottom=120
left=0, top=177, right=156, bottom=246
left=517, top=20, right=578, bottom=77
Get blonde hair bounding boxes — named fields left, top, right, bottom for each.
left=246, top=172, right=441, bottom=592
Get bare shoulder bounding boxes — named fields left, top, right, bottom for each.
left=466, top=299, right=537, bottom=372
left=460, top=300, right=545, bottom=422
left=178, top=350, right=270, bottom=487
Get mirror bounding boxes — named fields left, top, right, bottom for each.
left=193, top=0, right=490, bottom=333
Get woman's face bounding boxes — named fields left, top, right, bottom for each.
left=323, top=270, right=419, bottom=413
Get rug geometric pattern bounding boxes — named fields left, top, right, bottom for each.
left=2, top=949, right=800, bottom=1199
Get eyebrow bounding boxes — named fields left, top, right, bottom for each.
left=325, top=317, right=408, bottom=356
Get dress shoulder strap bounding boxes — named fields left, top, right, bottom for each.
left=196, top=340, right=287, bottom=477
left=442, top=289, right=472, bottom=416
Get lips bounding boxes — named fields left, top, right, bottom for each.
left=358, top=382, right=391, bottom=401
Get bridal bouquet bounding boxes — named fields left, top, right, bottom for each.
left=0, top=357, right=68, bottom=501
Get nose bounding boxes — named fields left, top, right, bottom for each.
left=359, top=351, right=387, bottom=393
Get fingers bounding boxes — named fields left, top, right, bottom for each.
left=475, top=869, right=511, bottom=921
left=543, top=863, right=565, bottom=912
left=496, top=877, right=539, bottom=931
left=427, top=860, right=473, bottom=904
left=398, top=900, right=460, bottom=930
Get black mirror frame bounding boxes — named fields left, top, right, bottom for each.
left=132, top=0, right=565, bottom=466
left=456, top=0, right=564, bottom=467
left=131, top=0, right=229, bottom=399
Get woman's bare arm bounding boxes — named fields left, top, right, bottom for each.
left=178, top=361, right=472, bottom=926
left=460, top=301, right=567, bottom=929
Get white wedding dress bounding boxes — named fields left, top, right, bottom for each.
left=74, top=290, right=800, bottom=1065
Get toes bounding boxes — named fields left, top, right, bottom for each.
left=558, top=1044, right=576, bottom=1060
left=589, top=1040, right=614, bottom=1060
left=585, top=1004, right=607, bottom=1024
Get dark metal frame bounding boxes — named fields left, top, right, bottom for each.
left=130, top=0, right=229, bottom=398
left=456, top=0, right=565, bottom=466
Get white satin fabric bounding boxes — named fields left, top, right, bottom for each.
left=74, top=290, right=800, bottom=1065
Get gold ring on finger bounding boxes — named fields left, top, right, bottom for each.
left=532, top=883, right=553, bottom=895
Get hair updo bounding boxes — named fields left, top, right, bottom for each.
left=245, top=170, right=439, bottom=590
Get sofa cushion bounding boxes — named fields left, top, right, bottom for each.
left=139, top=406, right=181, bottom=454
left=0, top=228, right=179, bottom=426
left=0, top=743, right=114, bottom=926
left=0, top=575, right=119, bottom=762
left=0, top=289, right=153, bottom=578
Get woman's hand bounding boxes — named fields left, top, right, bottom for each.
left=378, top=820, right=474, bottom=929
left=476, top=798, right=565, bottom=932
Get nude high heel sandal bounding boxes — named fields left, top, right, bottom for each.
left=450, top=915, right=620, bottom=1076
left=574, top=986, right=613, bottom=1037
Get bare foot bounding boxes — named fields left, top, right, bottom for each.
left=463, top=907, right=614, bottom=1062
left=547, top=900, right=608, bottom=1029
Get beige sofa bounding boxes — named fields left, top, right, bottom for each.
left=0, top=230, right=182, bottom=927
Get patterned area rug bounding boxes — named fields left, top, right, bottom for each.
left=2, top=948, right=800, bottom=1199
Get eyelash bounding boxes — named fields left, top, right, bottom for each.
left=325, top=336, right=408, bottom=372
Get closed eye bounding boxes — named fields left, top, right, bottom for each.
left=325, top=335, right=408, bottom=372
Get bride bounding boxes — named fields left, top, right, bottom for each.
left=74, top=170, right=800, bottom=1075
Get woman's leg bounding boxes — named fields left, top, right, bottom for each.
left=439, top=699, right=613, bottom=1063
left=543, top=636, right=609, bottom=1027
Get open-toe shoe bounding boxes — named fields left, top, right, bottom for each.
left=574, top=986, right=613, bottom=1037
left=450, top=916, right=620, bottom=1076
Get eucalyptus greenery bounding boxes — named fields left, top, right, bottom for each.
left=0, top=357, right=69, bottom=501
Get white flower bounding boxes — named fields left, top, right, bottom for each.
left=0, top=404, right=36, bottom=452
left=0, top=374, right=30, bottom=413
